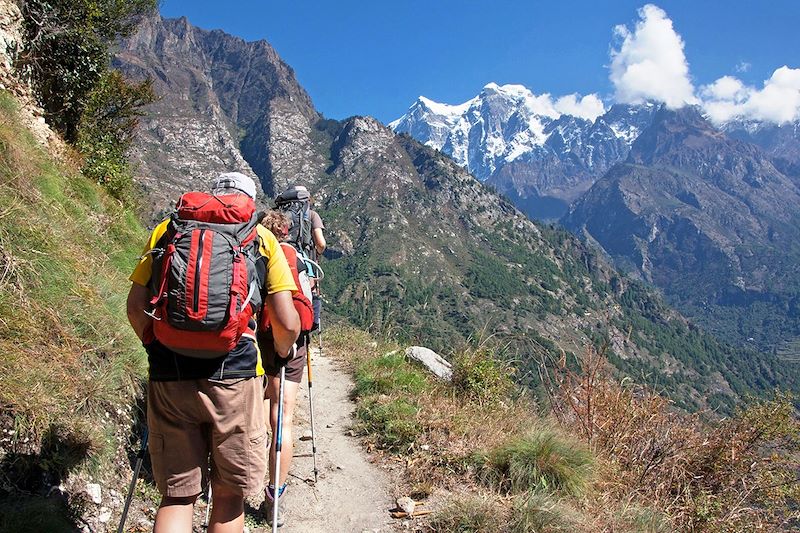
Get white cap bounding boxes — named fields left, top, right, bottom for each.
left=211, top=172, right=257, bottom=200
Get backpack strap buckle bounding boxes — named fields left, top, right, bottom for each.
left=144, top=308, right=162, bottom=321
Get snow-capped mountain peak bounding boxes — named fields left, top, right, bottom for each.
left=390, top=85, right=660, bottom=218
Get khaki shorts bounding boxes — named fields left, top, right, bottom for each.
left=147, top=377, right=267, bottom=498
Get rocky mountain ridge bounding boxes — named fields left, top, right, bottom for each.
left=113, top=14, right=327, bottom=216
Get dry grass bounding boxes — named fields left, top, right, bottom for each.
left=543, top=343, right=800, bottom=531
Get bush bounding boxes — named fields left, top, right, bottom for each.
left=18, top=0, right=157, bottom=140
left=452, top=348, right=515, bottom=405
left=76, top=70, right=155, bottom=201
left=477, top=426, right=594, bottom=497
left=18, top=0, right=157, bottom=202
left=544, top=343, right=800, bottom=530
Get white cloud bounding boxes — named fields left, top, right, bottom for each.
left=700, top=66, right=800, bottom=124
left=609, top=4, right=697, bottom=108
left=700, top=75, right=747, bottom=101
left=554, top=93, right=606, bottom=121
left=490, top=83, right=606, bottom=122
left=735, top=61, right=751, bottom=73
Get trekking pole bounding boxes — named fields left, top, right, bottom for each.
left=272, top=361, right=288, bottom=533
left=117, top=427, right=148, bottom=533
left=306, top=335, right=319, bottom=483
left=202, top=483, right=212, bottom=529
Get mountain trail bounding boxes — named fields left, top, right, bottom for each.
left=245, top=344, right=398, bottom=532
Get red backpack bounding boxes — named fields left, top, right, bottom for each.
left=148, top=192, right=263, bottom=358
left=258, top=242, right=314, bottom=335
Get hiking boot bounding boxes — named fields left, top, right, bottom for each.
left=263, top=487, right=286, bottom=527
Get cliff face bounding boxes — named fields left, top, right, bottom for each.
left=114, top=15, right=327, bottom=214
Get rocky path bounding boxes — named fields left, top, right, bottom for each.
left=247, top=345, right=397, bottom=532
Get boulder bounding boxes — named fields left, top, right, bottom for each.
left=405, top=346, right=452, bottom=381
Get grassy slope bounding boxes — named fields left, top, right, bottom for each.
left=0, top=92, right=147, bottom=530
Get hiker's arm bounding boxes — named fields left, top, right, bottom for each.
left=127, top=283, right=153, bottom=342
left=312, top=228, right=326, bottom=255
left=266, top=290, right=300, bottom=356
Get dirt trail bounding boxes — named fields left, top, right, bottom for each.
left=247, top=345, right=397, bottom=533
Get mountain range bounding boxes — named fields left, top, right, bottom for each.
left=394, top=85, right=800, bottom=356
left=390, top=84, right=658, bottom=220
left=114, top=14, right=799, bottom=411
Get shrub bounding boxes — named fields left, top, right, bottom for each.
left=452, top=347, right=515, bottom=405
left=477, top=426, right=594, bottom=497
left=17, top=0, right=157, bottom=202
left=76, top=70, right=155, bottom=201
left=544, top=343, right=800, bottom=530
left=17, top=0, right=157, bottom=140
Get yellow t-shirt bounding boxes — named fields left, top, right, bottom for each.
left=130, top=220, right=297, bottom=379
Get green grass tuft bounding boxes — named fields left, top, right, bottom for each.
left=355, top=398, right=421, bottom=452
left=477, top=426, right=594, bottom=497
left=354, top=350, right=431, bottom=397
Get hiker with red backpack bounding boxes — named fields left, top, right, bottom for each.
left=274, top=185, right=326, bottom=332
left=258, top=210, right=316, bottom=527
left=126, top=172, right=300, bottom=533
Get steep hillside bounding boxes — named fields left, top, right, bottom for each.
left=564, top=106, right=800, bottom=354
left=310, top=118, right=796, bottom=411
left=0, top=92, right=148, bottom=531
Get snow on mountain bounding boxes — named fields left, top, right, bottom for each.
left=391, top=83, right=567, bottom=178
left=390, top=84, right=658, bottom=219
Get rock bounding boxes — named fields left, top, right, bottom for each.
left=85, top=483, right=102, bottom=505
left=396, top=496, right=415, bottom=515
left=326, top=423, right=334, bottom=428
left=98, top=507, right=112, bottom=523
left=299, top=429, right=313, bottom=441
left=405, top=346, right=453, bottom=381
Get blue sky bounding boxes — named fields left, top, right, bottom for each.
left=159, top=1, right=800, bottom=124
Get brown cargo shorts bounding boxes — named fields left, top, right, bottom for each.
left=146, top=376, right=268, bottom=498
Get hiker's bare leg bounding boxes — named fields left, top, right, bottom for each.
left=207, top=482, right=244, bottom=533
left=153, top=494, right=197, bottom=533
left=266, top=376, right=300, bottom=486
